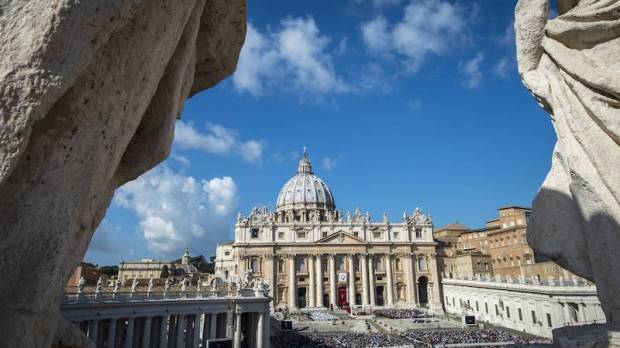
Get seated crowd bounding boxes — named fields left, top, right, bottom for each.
left=272, top=329, right=534, bottom=348
left=373, top=308, right=432, bottom=319
left=307, top=311, right=339, bottom=321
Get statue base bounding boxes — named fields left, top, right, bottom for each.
left=552, top=324, right=620, bottom=348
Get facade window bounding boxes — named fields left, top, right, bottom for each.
left=375, top=256, right=384, bottom=271
left=322, top=232, right=327, bottom=238
left=278, top=231, right=285, bottom=239
left=250, top=228, right=259, bottom=239
left=393, top=231, right=399, bottom=239
left=415, top=228, right=422, bottom=238
left=395, top=258, right=402, bottom=271
left=337, top=257, right=345, bottom=272
left=278, top=259, right=285, bottom=272
left=531, top=311, right=537, bottom=324
left=546, top=313, right=552, bottom=327
left=373, top=231, right=382, bottom=239
left=446, top=296, right=449, bottom=305
left=224, top=251, right=230, bottom=256
left=297, top=259, right=306, bottom=273
left=353, top=232, right=359, bottom=237
left=452, top=298, right=455, bottom=306
left=485, top=303, right=488, bottom=313
left=417, top=257, right=427, bottom=271
left=476, top=301, right=479, bottom=312
left=297, top=231, right=307, bottom=239
left=495, top=304, right=499, bottom=316
left=250, top=257, right=260, bottom=273
left=518, top=308, right=523, bottom=321
left=506, top=306, right=511, bottom=318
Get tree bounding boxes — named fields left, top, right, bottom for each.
left=160, top=265, right=170, bottom=278
left=99, top=265, right=118, bottom=276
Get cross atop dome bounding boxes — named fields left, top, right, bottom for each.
left=297, top=146, right=313, bottom=174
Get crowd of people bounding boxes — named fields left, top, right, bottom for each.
left=307, top=311, right=339, bottom=321
left=272, top=329, right=534, bottom=348
left=374, top=308, right=432, bottom=319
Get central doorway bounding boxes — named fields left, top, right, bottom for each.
left=418, top=276, right=428, bottom=306
left=297, top=287, right=307, bottom=308
left=338, top=286, right=347, bottom=308
left=376, top=286, right=385, bottom=306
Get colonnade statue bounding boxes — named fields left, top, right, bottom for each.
left=515, top=0, right=620, bottom=344
left=0, top=1, right=247, bottom=347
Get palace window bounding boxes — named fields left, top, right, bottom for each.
left=395, top=258, right=402, bottom=271
left=532, top=311, right=537, bottom=324
left=485, top=303, right=489, bottom=313
left=250, top=228, right=259, bottom=239
left=278, top=231, right=285, bottom=239
left=415, top=228, right=422, bottom=238
left=393, top=231, right=399, bottom=239
left=278, top=259, right=285, bottom=272
left=353, top=232, right=359, bottom=238
left=297, top=259, right=307, bottom=273
left=506, top=306, right=511, bottom=318
left=518, top=308, right=523, bottom=321
left=224, top=251, right=230, bottom=256
left=495, top=304, right=499, bottom=316
left=322, top=231, right=327, bottom=238
left=546, top=313, right=552, bottom=327
left=297, top=231, right=307, bottom=239
left=337, top=257, right=345, bottom=272
left=476, top=301, right=479, bottom=311
left=373, top=231, right=382, bottom=239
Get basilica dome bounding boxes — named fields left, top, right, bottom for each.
left=275, top=149, right=335, bottom=213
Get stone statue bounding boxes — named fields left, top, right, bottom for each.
left=77, top=277, right=85, bottom=294
left=515, top=0, right=620, bottom=340
left=383, top=212, right=388, bottom=223
left=197, top=278, right=202, bottom=293
left=95, top=277, right=103, bottom=293
left=113, top=279, right=121, bottom=294
left=131, top=278, right=139, bottom=292
left=147, top=278, right=154, bottom=292
left=164, top=278, right=172, bottom=292
left=0, top=1, right=246, bottom=347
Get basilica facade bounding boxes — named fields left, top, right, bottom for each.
left=215, top=150, right=442, bottom=313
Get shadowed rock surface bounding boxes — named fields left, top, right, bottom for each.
left=515, top=0, right=620, bottom=344
left=0, top=1, right=246, bottom=347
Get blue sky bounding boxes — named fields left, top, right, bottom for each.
left=85, top=0, right=556, bottom=266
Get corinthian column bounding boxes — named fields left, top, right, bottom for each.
left=404, top=253, right=416, bottom=306
left=348, top=254, right=356, bottom=306
left=316, top=256, right=324, bottom=308
left=288, top=255, right=297, bottom=310
left=361, top=253, right=369, bottom=307
left=308, top=255, right=316, bottom=307
left=368, top=256, right=376, bottom=306
left=385, top=254, right=394, bottom=306
left=329, top=254, right=337, bottom=309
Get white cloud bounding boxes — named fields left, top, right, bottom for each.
left=174, top=121, right=264, bottom=163
left=233, top=18, right=349, bottom=96
left=499, top=20, right=515, bottom=47
left=372, top=0, right=403, bottom=7
left=114, top=166, right=238, bottom=256
left=321, top=157, right=337, bottom=171
left=361, top=0, right=468, bottom=72
left=459, top=52, right=484, bottom=89
left=493, top=56, right=512, bottom=78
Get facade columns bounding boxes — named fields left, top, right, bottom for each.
left=257, top=312, right=265, bottom=348
left=579, top=303, right=588, bottom=323
left=385, top=254, right=394, bottom=306
left=159, top=315, right=169, bottom=348
left=210, top=313, right=218, bottom=339
left=192, top=314, right=202, bottom=348
left=308, top=255, right=316, bottom=307
left=348, top=254, right=356, bottom=306
left=288, top=255, right=297, bottom=310
left=563, top=303, right=571, bottom=325
left=329, top=254, right=337, bottom=309
left=107, top=319, right=117, bottom=348
left=265, top=254, right=276, bottom=310
left=233, top=313, right=242, bottom=348
left=141, top=317, right=152, bottom=348
left=88, top=320, right=99, bottom=343
left=316, top=256, right=324, bottom=308
left=124, top=318, right=134, bottom=348
left=361, top=254, right=369, bottom=307
left=176, top=315, right=186, bottom=348
left=429, top=253, right=443, bottom=312
left=404, top=254, right=416, bottom=306
left=368, top=256, right=376, bottom=306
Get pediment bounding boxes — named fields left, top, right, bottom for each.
left=315, top=231, right=367, bottom=244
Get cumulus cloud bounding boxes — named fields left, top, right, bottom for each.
left=321, top=157, right=337, bottom=171
left=361, top=0, right=468, bottom=72
left=493, top=56, right=512, bottom=78
left=233, top=18, right=349, bottom=96
left=174, top=121, right=264, bottom=163
left=459, top=52, right=484, bottom=89
left=499, top=20, right=515, bottom=47
left=114, top=166, right=238, bottom=256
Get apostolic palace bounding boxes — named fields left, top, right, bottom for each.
left=215, top=149, right=443, bottom=313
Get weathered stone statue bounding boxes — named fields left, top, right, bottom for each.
left=515, top=0, right=620, bottom=345
left=0, top=1, right=246, bottom=347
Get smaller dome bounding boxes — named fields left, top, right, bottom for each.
left=275, top=148, right=335, bottom=213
